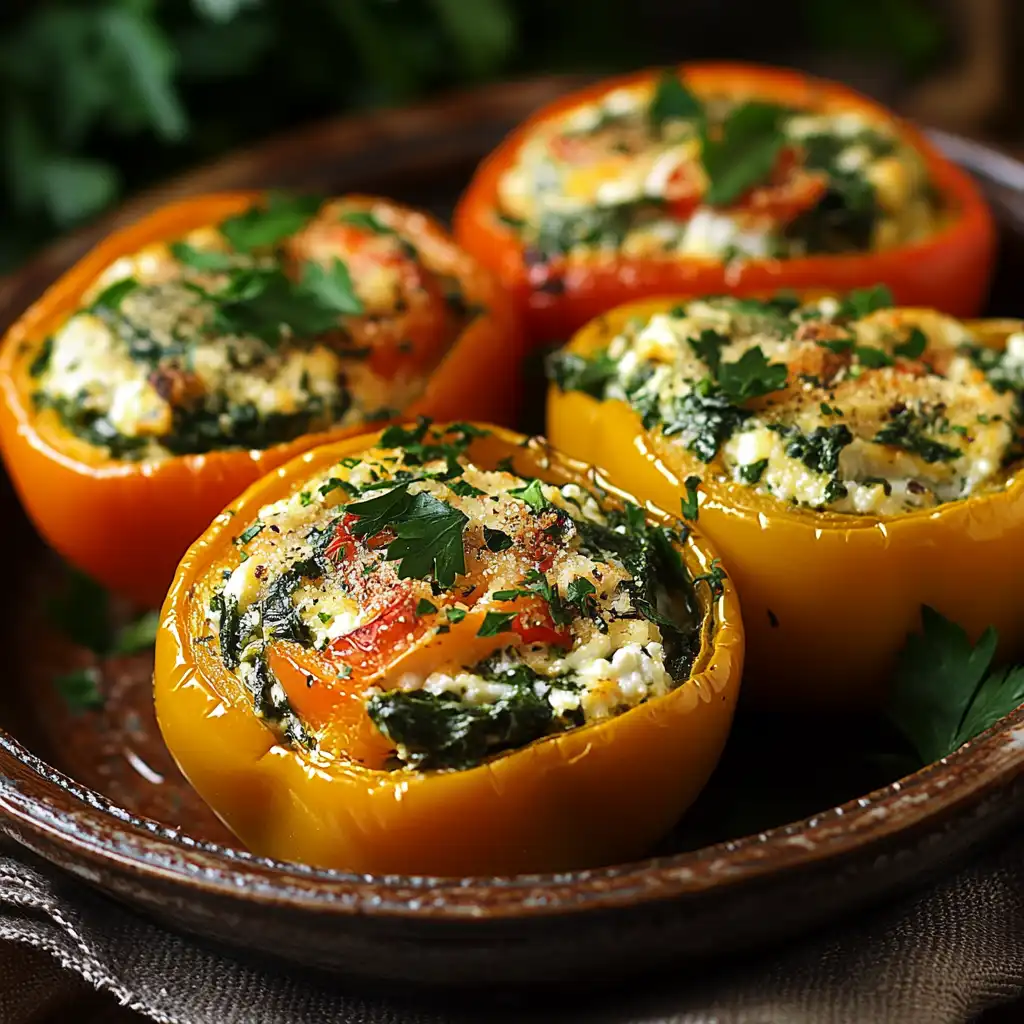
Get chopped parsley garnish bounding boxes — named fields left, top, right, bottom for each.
left=648, top=70, right=703, bottom=130
left=680, top=475, right=700, bottom=520
left=338, top=210, right=394, bottom=234
left=837, top=284, right=893, bottom=320
left=717, top=346, right=788, bottom=403
left=701, top=102, right=786, bottom=208
left=446, top=607, right=467, bottom=624
left=299, top=257, right=365, bottom=316
left=688, top=329, right=728, bottom=377
left=853, top=345, right=893, bottom=369
left=894, top=327, right=927, bottom=360
left=886, top=606, right=1024, bottom=766
left=477, top=610, right=518, bottom=637
left=508, top=478, right=549, bottom=512
left=416, top=598, right=438, bottom=616
left=170, top=242, right=234, bottom=272
left=817, top=338, right=854, bottom=354
left=90, top=277, right=139, bottom=314
left=236, top=522, right=264, bottom=546
left=344, top=485, right=468, bottom=588
left=565, top=577, right=598, bottom=618
left=693, top=559, right=727, bottom=597
left=219, top=192, right=322, bottom=252
left=493, top=569, right=570, bottom=626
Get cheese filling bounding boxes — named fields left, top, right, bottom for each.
left=202, top=423, right=702, bottom=771
left=549, top=291, right=1023, bottom=516
left=30, top=197, right=480, bottom=462
left=498, top=77, right=940, bottom=262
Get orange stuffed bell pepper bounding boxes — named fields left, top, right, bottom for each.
left=154, top=420, right=742, bottom=875
left=455, top=62, right=994, bottom=346
left=547, top=288, right=1024, bottom=708
left=0, top=193, right=520, bottom=607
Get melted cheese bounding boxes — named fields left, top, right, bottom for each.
left=210, top=441, right=692, bottom=745
left=32, top=202, right=463, bottom=462
left=598, top=297, right=1018, bottom=515
left=499, top=80, right=940, bottom=261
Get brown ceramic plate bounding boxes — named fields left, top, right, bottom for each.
left=2, top=77, right=1024, bottom=987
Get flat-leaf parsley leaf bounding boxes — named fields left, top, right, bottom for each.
left=886, top=606, right=1024, bottom=766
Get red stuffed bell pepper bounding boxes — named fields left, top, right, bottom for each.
left=454, top=63, right=994, bottom=346
left=0, top=192, right=521, bottom=607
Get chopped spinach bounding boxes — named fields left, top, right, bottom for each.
left=874, top=408, right=960, bottom=463
left=780, top=423, right=854, bottom=475
left=661, top=383, right=750, bottom=462
left=739, top=458, right=769, bottom=484
left=367, top=667, right=557, bottom=770
left=28, top=337, right=53, bottom=378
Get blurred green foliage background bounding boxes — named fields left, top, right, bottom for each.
left=0, top=0, right=947, bottom=273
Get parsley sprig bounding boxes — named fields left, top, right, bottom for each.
left=886, top=607, right=1024, bottom=765
left=220, top=192, right=322, bottom=252
left=701, top=102, right=787, bottom=208
left=204, top=261, right=363, bottom=344
left=344, top=485, right=468, bottom=589
left=649, top=70, right=703, bottom=130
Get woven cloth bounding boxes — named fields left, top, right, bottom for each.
left=0, top=837, right=1023, bottom=1024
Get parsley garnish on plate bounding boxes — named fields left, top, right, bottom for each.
left=344, top=485, right=468, bottom=589
left=46, top=570, right=163, bottom=713
left=54, top=667, right=105, bottom=714
left=886, top=606, right=1024, bottom=766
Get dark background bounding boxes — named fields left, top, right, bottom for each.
left=2, top=0, right=1020, bottom=273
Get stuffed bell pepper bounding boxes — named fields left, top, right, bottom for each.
left=154, top=421, right=742, bottom=875
left=547, top=288, right=1024, bottom=707
left=455, top=63, right=994, bottom=345
left=0, top=193, right=520, bottom=607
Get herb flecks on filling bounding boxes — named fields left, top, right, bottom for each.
left=498, top=76, right=940, bottom=262
left=549, top=291, right=1022, bottom=515
left=202, top=424, right=701, bottom=771
left=31, top=195, right=482, bottom=461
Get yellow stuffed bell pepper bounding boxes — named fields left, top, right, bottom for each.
left=155, top=420, right=742, bottom=875
left=547, top=290, right=1024, bottom=707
